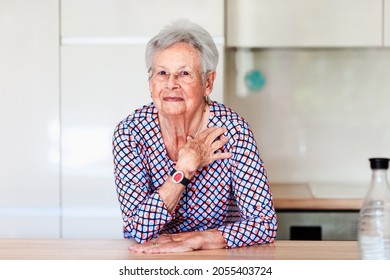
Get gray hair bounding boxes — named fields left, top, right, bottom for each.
left=145, top=19, right=219, bottom=81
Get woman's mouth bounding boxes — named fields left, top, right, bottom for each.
left=164, top=97, right=184, bottom=102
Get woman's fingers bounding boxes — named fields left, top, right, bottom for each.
left=209, top=150, right=233, bottom=164
left=197, top=126, right=227, bottom=143
left=178, top=126, right=231, bottom=170
left=191, top=126, right=231, bottom=166
left=210, top=135, right=230, bottom=151
left=128, top=238, right=196, bottom=254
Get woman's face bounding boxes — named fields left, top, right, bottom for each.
left=149, top=42, right=214, bottom=118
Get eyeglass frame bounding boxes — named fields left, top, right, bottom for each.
left=148, top=67, right=207, bottom=84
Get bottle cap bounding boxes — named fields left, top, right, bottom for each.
left=369, top=158, right=390, bottom=169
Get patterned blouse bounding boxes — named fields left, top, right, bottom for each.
left=112, top=101, right=277, bottom=248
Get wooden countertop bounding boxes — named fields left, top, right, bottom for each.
left=0, top=239, right=359, bottom=260
left=271, top=183, right=365, bottom=210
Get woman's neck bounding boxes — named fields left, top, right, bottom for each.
left=160, top=102, right=209, bottom=160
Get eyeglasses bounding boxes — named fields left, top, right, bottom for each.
left=149, top=69, right=203, bottom=84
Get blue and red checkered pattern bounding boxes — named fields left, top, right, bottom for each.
left=112, top=101, right=277, bottom=248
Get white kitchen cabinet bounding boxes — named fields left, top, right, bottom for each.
left=227, top=0, right=382, bottom=47
left=61, top=0, right=224, bottom=38
left=385, top=0, right=390, bottom=46
left=0, top=0, right=60, bottom=237
left=60, top=0, right=225, bottom=238
left=60, top=46, right=142, bottom=238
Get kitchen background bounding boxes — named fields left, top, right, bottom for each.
left=1, top=0, right=389, bottom=239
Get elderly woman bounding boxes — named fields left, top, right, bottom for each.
left=112, top=19, right=277, bottom=253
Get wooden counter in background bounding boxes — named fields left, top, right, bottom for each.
left=271, top=183, right=365, bottom=210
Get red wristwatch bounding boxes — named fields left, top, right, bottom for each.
left=170, top=168, right=191, bottom=186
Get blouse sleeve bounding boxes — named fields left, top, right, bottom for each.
left=217, top=121, right=278, bottom=248
left=112, top=120, right=174, bottom=243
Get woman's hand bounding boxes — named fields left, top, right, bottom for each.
left=128, top=229, right=226, bottom=254
left=176, top=126, right=232, bottom=174
left=128, top=233, right=197, bottom=254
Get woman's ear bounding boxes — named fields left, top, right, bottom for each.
left=204, top=71, right=216, bottom=96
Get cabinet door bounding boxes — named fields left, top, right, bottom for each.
left=0, top=0, right=60, bottom=237
left=61, top=0, right=224, bottom=37
left=227, top=0, right=382, bottom=47
left=61, top=46, right=142, bottom=238
left=385, top=0, right=390, bottom=46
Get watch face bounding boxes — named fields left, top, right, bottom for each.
left=172, top=171, right=184, bottom=184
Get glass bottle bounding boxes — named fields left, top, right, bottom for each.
left=358, top=158, right=390, bottom=259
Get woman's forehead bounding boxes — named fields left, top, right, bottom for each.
left=152, top=42, right=201, bottom=69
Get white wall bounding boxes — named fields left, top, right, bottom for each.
left=225, top=48, right=390, bottom=191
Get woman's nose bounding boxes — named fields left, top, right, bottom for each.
left=165, top=73, right=180, bottom=89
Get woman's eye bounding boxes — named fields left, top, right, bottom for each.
left=181, top=71, right=190, bottom=76
left=157, top=70, right=167, bottom=76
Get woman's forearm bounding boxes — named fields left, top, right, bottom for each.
left=158, top=155, right=197, bottom=214
left=157, top=180, right=186, bottom=214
